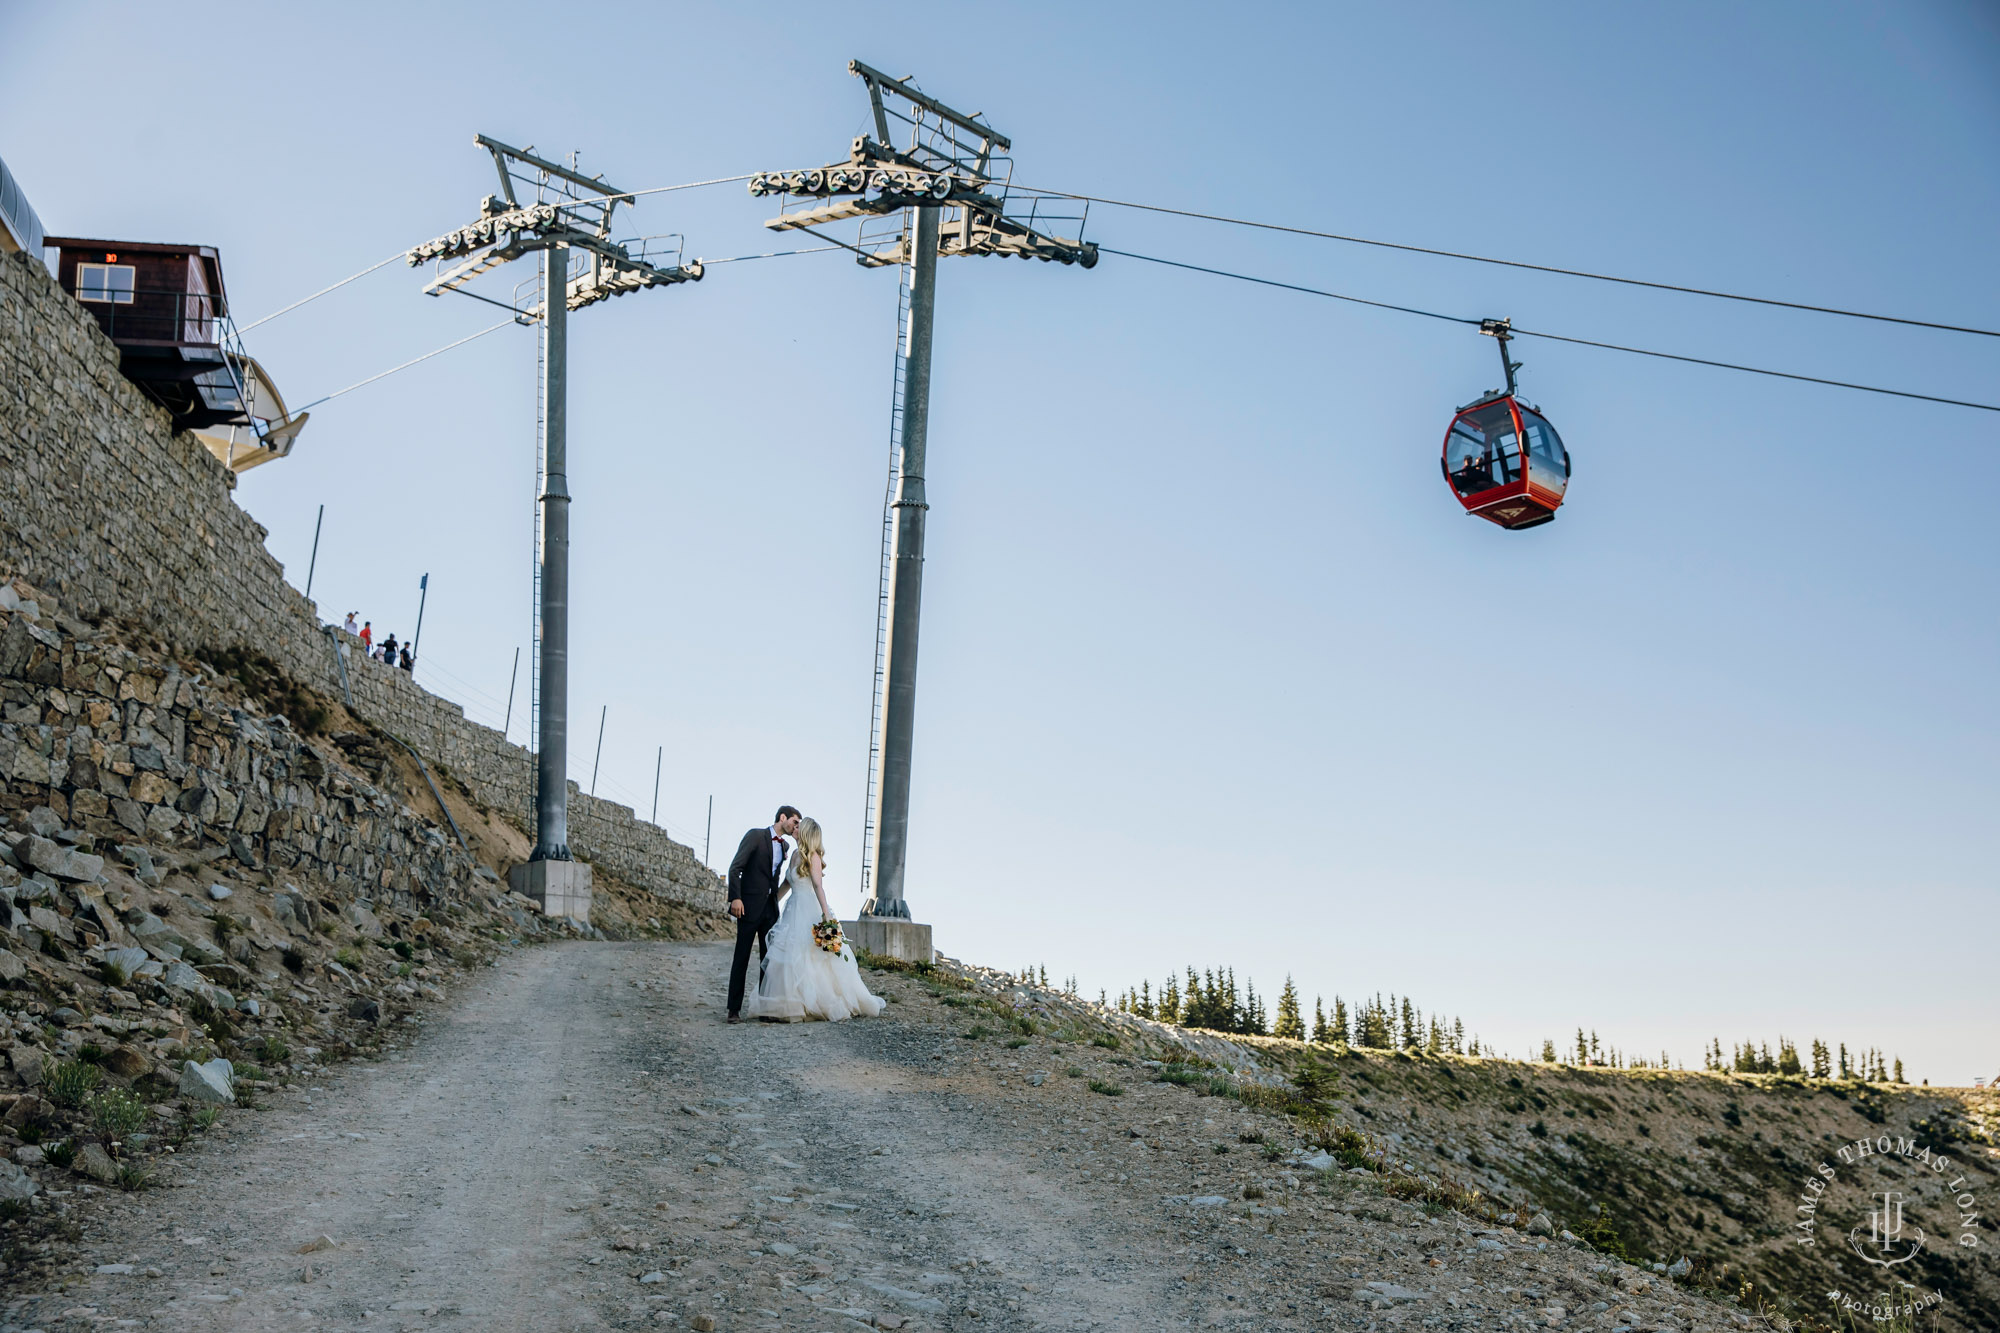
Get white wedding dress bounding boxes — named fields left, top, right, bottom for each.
left=741, top=854, right=885, bottom=1022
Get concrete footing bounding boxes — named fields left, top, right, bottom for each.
left=509, top=860, right=593, bottom=925
left=843, top=916, right=933, bottom=964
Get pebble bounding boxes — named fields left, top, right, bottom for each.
left=639, top=1271, right=665, bottom=1284
left=207, top=884, right=232, bottom=901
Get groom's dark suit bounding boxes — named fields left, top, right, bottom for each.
left=725, top=825, right=788, bottom=1017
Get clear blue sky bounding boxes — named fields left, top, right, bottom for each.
left=5, top=2, right=1995, bottom=1082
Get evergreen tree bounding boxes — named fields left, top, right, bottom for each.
left=1777, top=1038, right=1801, bottom=1076
left=1332, top=997, right=1350, bottom=1046
left=1541, top=1039, right=1558, bottom=1062
left=1589, top=1030, right=1602, bottom=1064
left=1810, top=1038, right=1830, bottom=1078
left=1577, top=1029, right=1590, bottom=1065
left=1311, top=996, right=1330, bottom=1044
left=1245, top=980, right=1267, bottom=1036
left=1400, top=996, right=1420, bottom=1050
left=1453, top=1017, right=1466, bottom=1055
left=1273, top=977, right=1304, bottom=1041
left=1360, top=996, right=1393, bottom=1049
left=1893, top=1057, right=1905, bottom=1083
left=1160, top=974, right=1181, bottom=1025
left=1838, top=1042, right=1851, bottom=1078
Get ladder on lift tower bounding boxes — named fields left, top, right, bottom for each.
left=857, top=214, right=915, bottom=907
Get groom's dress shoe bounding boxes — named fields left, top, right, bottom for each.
left=726, top=1014, right=742, bottom=1024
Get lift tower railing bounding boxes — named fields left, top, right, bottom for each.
left=407, top=135, right=702, bottom=888
left=751, top=62, right=1096, bottom=923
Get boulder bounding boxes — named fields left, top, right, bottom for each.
left=179, top=1058, right=234, bottom=1104
left=72, top=1142, right=118, bottom=1183
left=0, top=1159, right=38, bottom=1200
left=207, top=884, right=233, bottom=901
left=102, top=947, right=151, bottom=985
left=104, top=1044, right=152, bottom=1079
left=346, top=902, right=384, bottom=938
left=1528, top=1212, right=1555, bottom=1237
left=7, top=1044, right=44, bottom=1087
left=24, top=835, right=103, bottom=882
left=0, top=949, right=24, bottom=983
left=348, top=998, right=381, bottom=1023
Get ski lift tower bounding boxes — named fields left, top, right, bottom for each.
left=751, top=62, right=1096, bottom=959
left=406, top=135, right=703, bottom=924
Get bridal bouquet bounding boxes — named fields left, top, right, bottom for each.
left=811, top=918, right=846, bottom=955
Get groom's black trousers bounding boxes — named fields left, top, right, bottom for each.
left=726, top=897, right=781, bottom=1017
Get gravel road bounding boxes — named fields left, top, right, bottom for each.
left=6, top=941, right=1747, bottom=1332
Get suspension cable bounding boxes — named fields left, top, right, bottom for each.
left=1103, top=248, right=2000, bottom=413
left=1039, top=187, right=2000, bottom=340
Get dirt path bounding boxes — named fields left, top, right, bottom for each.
left=6, top=942, right=1749, bottom=1332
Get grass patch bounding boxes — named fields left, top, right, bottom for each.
left=334, top=947, right=365, bottom=969
left=191, top=1107, right=220, bottom=1131
left=1011, top=1014, right=1038, bottom=1037
left=1004, top=1037, right=1030, bottom=1049
left=1088, top=1079, right=1124, bottom=1096
left=1064, top=1066, right=1085, bottom=1078
left=44, top=1139, right=76, bottom=1170
left=116, top=1164, right=154, bottom=1191
left=1090, top=1034, right=1121, bottom=1050
left=1242, top=1184, right=1265, bottom=1200
left=261, top=1037, right=291, bottom=1065
left=44, top=1059, right=103, bottom=1107
left=1156, top=1064, right=1204, bottom=1087
left=962, top=1025, right=992, bottom=1041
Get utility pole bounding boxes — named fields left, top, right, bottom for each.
left=411, top=573, right=429, bottom=661
left=651, top=745, right=662, bottom=824
left=408, top=134, right=703, bottom=923
left=752, top=61, right=1095, bottom=954
left=590, top=704, right=607, bottom=797
left=304, top=504, right=324, bottom=605
left=704, top=794, right=713, bottom=866
left=503, top=646, right=520, bottom=739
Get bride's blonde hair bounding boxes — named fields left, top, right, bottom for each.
left=794, top=816, right=827, bottom=872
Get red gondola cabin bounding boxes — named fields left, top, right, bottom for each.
left=1441, top=392, right=1570, bottom=530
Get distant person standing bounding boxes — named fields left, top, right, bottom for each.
left=359, top=621, right=373, bottom=652
left=381, top=633, right=398, bottom=665
left=398, top=644, right=414, bottom=672
left=343, top=611, right=359, bottom=635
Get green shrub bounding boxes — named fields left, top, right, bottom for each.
left=116, top=1164, right=153, bottom=1192
left=45, top=1139, right=76, bottom=1169
left=1064, top=1066, right=1084, bottom=1078
left=262, top=1037, right=291, bottom=1066
left=282, top=946, right=307, bottom=974
left=44, top=1059, right=103, bottom=1107
left=1157, top=1064, right=1203, bottom=1087
left=1011, top=1014, right=1038, bottom=1037
left=334, top=947, right=364, bottom=969
left=962, top=1025, right=991, bottom=1041
left=191, top=1107, right=220, bottom=1131
left=76, top=1042, right=108, bottom=1066
left=1087, top=1079, right=1124, bottom=1096
left=1090, top=1034, right=1121, bottom=1050
left=89, top=1088, right=148, bottom=1140
left=1004, top=1037, right=1030, bottom=1050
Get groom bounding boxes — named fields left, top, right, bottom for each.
left=724, top=805, right=801, bottom=1023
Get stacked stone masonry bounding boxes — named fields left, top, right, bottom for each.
left=0, top=251, right=720, bottom=913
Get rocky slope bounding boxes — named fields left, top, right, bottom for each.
left=0, top=575, right=727, bottom=1291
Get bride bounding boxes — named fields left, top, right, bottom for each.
left=742, top=817, right=885, bottom=1022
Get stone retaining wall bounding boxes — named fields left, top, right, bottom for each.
left=0, top=251, right=721, bottom=913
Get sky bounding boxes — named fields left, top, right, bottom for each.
left=4, top=2, right=1995, bottom=1083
